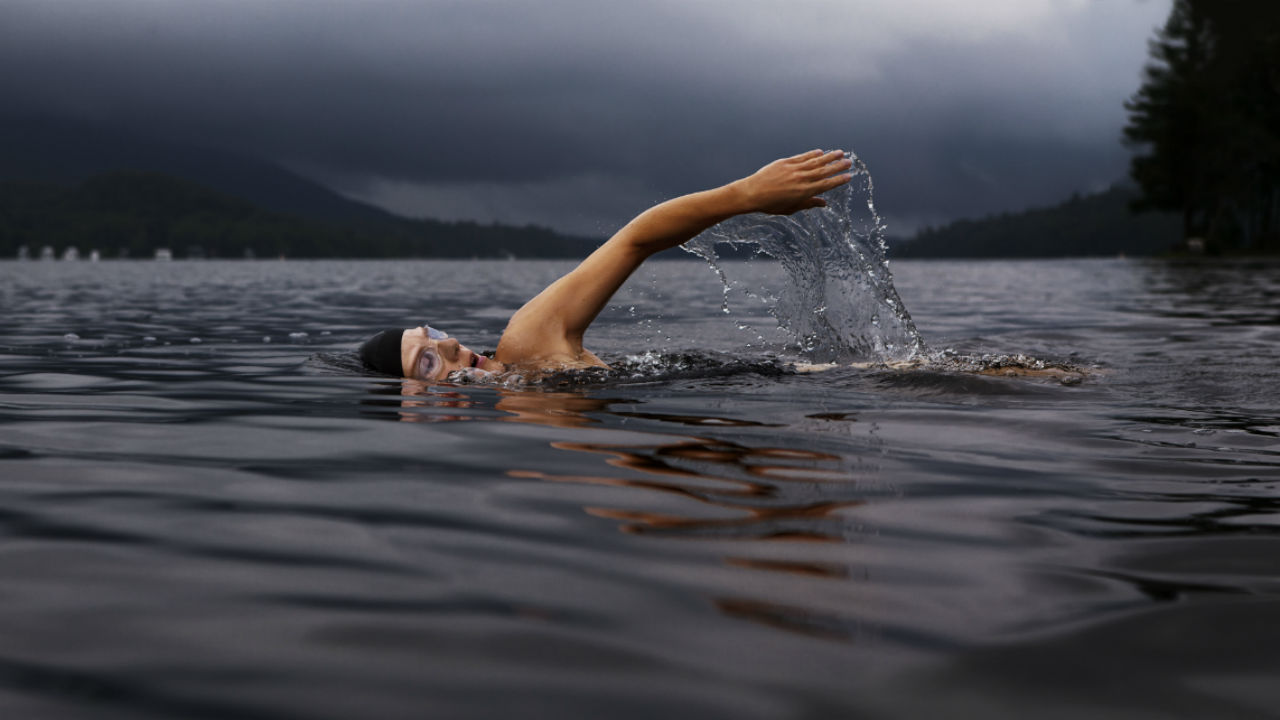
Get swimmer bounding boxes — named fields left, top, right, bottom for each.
left=359, top=150, right=854, bottom=381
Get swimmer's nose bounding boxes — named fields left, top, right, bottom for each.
left=438, top=338, right=461, bottom=360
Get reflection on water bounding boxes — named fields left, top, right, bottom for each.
left=394, top=384, right=874, bottom=637
left=1139, top=259, right=1280, bottom=325
left=714, top=597, right=868, bottom=642
left=383, top=382, right=483, bottom=423
left=2, top=258, right=1279, bottom=719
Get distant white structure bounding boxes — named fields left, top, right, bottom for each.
left=16, top=245, right=30, bottom=261
left=40, top=245, right=54, bottom=260
left=154, top=248, right=173, bottom=261
left=89, top=250, right=101, bottom=262
left=62, top=247, right=80, bottom=261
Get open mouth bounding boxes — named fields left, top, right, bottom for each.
left=470, top=353, right=480, bottom=369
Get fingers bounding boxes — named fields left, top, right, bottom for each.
left=814, top=172, right=853, bottom=192
left=816, top=158, right=853, bottom=181
left=797, top=149, right=846, bottom=170
left=763, top=149, right=855, bottom=215
left=788, top=148, right=826, bottom=162
left=784, top=149, right=852, bottom=182
left=784, top=173, right=850, bottom=215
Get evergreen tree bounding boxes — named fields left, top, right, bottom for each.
left=1124, top=0, right=1215, bottom=245
left=1124, top=0, right=1280, bottom=253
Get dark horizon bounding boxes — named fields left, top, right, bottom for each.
left=0, top=0, right=1170, bottom=237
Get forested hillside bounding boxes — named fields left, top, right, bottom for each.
left=894, top=185, right=1180, bottom=258
left=0, top=171, right=599, bottom=259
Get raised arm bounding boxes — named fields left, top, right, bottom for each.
left=493, top=149, right=853, bottom=368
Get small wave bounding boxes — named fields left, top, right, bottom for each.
left=322, top=346, right=1090, bottom=392
left=307, top=351, right=373, bottom=376
left=444, top=350, right=792, bottom=391
left=314, top=350, right=785, bottom=389
left=828, top=349, right=1092, bottom=386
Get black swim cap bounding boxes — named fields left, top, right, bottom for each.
left=359, top=328, right=406, bottom=376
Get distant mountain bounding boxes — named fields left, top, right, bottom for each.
left=0, top=171, right=601, bottom=259
left=0, top=116, right=601, bottom=258
left=0, top=115, right=400, bottom=226
left=892, top=185, right=1182, bottom=258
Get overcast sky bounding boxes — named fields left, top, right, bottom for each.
left=1, top=0, right=1171, bottom=236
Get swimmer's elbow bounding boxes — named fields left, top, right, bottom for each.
left=609, top=216, right=705, bottom=259
left=604, top=226, right=663, bottom=263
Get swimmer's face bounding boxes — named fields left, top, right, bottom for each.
left=400, top=326, right=497, bottom=381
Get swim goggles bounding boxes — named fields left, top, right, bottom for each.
left=414, top=325, right=450, bottom=379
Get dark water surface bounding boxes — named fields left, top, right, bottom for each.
left=1, top=258, right=1278, bottom=719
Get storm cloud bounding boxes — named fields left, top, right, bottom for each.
left=0, top=0, right=1170, bottom=235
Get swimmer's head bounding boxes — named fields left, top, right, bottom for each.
left=359, top=325, right=500, bottom=380
left=358, top=328, right=407, bottom=376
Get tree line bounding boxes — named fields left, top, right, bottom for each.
left=893, top=184, right=1180, bottom=259
left=0, top=171, right=600, bottom=259
left=903, top=0, right=1278, bottom=258
left=9, top=2, right=1276, bottom=263
left=1124, top=0, right=1280, bottom=254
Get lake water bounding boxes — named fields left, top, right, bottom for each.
left=1, top=257, right=1278, bottom=719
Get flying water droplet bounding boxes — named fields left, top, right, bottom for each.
left=683, top=150, right=924, bottom=363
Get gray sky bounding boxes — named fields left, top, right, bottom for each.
left=0, top=0, right=1171, bottom=236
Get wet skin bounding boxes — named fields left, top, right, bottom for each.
left=387, top=151, right=854, bottom=381
left=399, top=326, right=505, bottom=381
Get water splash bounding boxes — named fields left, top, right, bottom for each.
left=683, top=151, right=925, bottom=363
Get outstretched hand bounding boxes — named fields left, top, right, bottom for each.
left=495, top=148, right=858, bottom=368
left=732, top=149, right=854, bottom=215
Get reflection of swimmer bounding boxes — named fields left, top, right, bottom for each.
left=357, top=150, right=854, bottom=380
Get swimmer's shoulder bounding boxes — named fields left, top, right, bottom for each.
left=501, top=349, right=610, bottom=379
